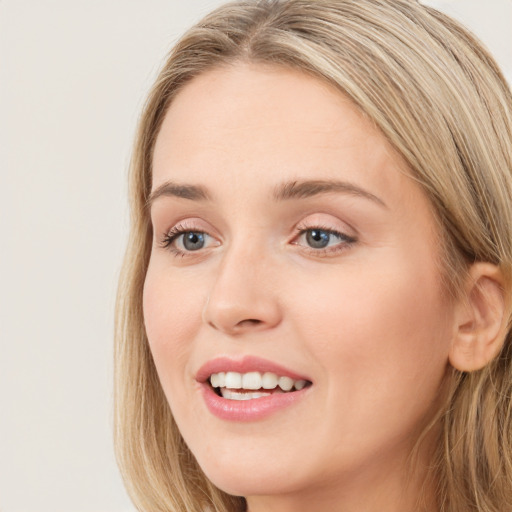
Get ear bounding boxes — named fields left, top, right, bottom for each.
left=449, top=263, right=507, bottom=372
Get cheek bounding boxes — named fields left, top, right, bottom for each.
left=142, top=262, right=205, bottom=388
left=293, top=254, right=452, bottom=432
left=298, top=255, right=449, bottom=346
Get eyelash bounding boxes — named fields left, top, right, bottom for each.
left=159, top=223, right=209, bottom=258
left=293, top=223, right=357, bottom=257
left=159, top=223, right=357, bottom=258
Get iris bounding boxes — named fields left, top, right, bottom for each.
left=306, top=229, right=331, bottom=249
left=183, top=232, right=205, bottom=251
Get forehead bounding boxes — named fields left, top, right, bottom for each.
left=152, top=63, right=414, bottom=207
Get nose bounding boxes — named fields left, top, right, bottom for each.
left=202, top=244, right=282, bottom=335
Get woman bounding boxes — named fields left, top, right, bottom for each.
left=114, top=1, right=512, bottom=511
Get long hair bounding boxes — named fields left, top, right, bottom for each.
left=114, top=1, right=512, bottom=510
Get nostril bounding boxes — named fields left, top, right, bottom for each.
left=236, top=319, right=262, bottom=327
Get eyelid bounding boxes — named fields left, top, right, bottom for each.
left=159, top=218, right=217, bottom=241
left=294, top=214, right=357, bottom=238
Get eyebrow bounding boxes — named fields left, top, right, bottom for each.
left=147, top=181, right=211, bottom=207
left=147, top=178, right=387, bottom=208
left=273, top=179, right=387, bottom=208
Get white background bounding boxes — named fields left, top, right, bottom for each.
left=0, top=1, right=510, bottom=511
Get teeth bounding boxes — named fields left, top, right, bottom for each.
left=262, top=372, right=278, bottom=389
left=209, top=371, right=309, bottom=394
left=210, top=372, right=225, bottom=388
left=294, top=379, right=307, bottom=390
left=278, top=376, right=294, bottom=391
left=242, top=371, right=262, bottom=390
left=225, top=372, right=242, bottom=389
left=221, top=389, right=274, bottom=400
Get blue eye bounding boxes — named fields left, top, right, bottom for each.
left=295, top=227, right=356, bottom=254
left=181, top=231, right=206, bottom=251
left=160, top=226, right=215, bottom=255
left=306, top=229, right=332, bottom=249
left=160, top=224, right=354, bottom=258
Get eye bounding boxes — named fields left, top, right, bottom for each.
left=179, top=231, right=207, bottom=251
left=159, top=223, right=218, bottom=256
left=293, top=226, right=356, bottom=255
left=305, top=229, right=336, bottom=249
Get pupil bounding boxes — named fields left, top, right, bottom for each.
left=306, top=229, right=329, bottom=249
left=183, top=232, right=205, bottom=251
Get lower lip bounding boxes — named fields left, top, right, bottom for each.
left=200, top=383, right=310, bottom=421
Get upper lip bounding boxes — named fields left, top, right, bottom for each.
left=196, top=355, right=312, bottom=384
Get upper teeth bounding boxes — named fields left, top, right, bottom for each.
left=209, top=371, right=307, bottom=391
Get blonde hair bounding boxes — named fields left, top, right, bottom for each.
left=114, top=1, right=512, bottom=511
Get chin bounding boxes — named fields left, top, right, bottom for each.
left=197, top=454, right=307, bottom=498
left=206, top=471, right=293, bottom=498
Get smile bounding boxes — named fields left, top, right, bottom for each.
left=197, top=356, right=313, bottom=421
left=210, top=371, right=309, bottom=400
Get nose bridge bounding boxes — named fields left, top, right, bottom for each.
left=202, top=234, right=281, bottom=334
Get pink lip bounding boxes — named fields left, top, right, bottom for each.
left=196, top=355, right=311, bottom=383
left=200, top=384, right=310, bottom=421
left=196, top=356, right=312, bottom=422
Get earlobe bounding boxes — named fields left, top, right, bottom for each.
left=449, top=263, right=507, bottom=372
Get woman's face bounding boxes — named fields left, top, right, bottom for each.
left=144, top=64, right=456, bottom=508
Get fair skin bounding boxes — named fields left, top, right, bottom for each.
left=143, top=63, right=505, bottom=512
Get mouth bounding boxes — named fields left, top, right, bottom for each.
left=208, top=371, right=312, bottom=401
left=196, top=356, right=313, bottom=418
